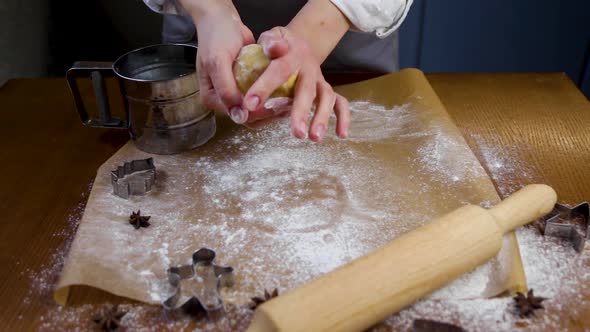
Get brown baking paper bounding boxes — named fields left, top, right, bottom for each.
left=55, top=69, right=526, bottom=307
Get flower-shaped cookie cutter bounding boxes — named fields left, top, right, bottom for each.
left=543, top=202, right=589, bottom=252
left=111, top=158, right=156, bottom=199
left=163, top=248, right=234, bottom=320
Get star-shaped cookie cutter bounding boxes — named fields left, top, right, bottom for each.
left=111, top=158, right=156, bottom=199
left=543, top=202, right=589, bottom=252
left=163, top=248, right=234, bottom=320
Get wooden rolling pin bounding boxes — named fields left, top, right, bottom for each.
left=247, top=184, right=557, bottom=332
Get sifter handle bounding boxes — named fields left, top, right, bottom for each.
left=66, top=61, right=128, bottom=129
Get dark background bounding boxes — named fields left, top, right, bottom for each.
left=0, top=1, right=162, bottom=82
left=1, top=0, right=589, bottom=97
left=399, top=0, right=590, bottom=97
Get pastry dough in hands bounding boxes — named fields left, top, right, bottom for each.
left=233, top=44, right=298, bottom=113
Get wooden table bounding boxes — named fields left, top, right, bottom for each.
left=0, top=73, right=589, bottom=330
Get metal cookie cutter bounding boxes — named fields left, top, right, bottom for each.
left=111, top=158, right=156, bottom=199
left=543, top=202, right=589, bottom=252
left=163, top=248, right=234, bottom=320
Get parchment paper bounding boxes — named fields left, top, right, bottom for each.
left=55, top=69, right=526, bottom=307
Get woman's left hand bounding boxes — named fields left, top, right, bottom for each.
left=241, top=26, right=350, bottom=142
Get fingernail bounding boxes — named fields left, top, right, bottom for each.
left=314, top=124, right=326, bottom=141
left=341, top=127, right=349, bottom=138
left=230, top=106, right=247, bottom=124
left=245, top=96, right=260, bottom=111
left=294, top=120, right=307, bottom=139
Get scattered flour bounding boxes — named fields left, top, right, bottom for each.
left=29, top=101, right=590, bottom=331
left=25, top=181, right=92, bottom=305
left=469, top=133, right=541, bottom=196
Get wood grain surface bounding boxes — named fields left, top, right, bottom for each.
left=428, top=73, right=590, bottom=331
left=428, top=73, right=590, bottom=205
left=0, top=78, right=129, bottom=330
left=0, top=73, right=588, bottom=331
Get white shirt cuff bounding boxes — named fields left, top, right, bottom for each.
left=330, top=0, right=413, bottom=38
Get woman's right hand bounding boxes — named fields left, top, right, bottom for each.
left=183, top=0, right=254, bottom=123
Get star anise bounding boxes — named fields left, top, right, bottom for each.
left=250, top=288, right=279, bottom=310
left=513, top=289, right=546, bottom=317
left=93, top=304, right=127, bottom=331
left=129, top=210, right=150, bottom=229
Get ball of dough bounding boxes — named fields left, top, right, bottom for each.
left=233, top=44, right=297, bottom=98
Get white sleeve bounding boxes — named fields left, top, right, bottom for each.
left=329, top=0, right=413, bottom=38
left=143, top=0, right=187, bottom=16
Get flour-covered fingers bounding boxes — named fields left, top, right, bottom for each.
left=207, top=54, right=246, bottom=123
left=243, top=27, right=298, bottom=114
left=334, top=94, right=350, bottom=138
left=258, top=27, right=289, bottom=59
left=290, top=68, right=316, bottom=139
left=198, top=59, right=227, bottom=113
left=193, top=8, right=253, bottom=123
left=243, top=56, right=298, bottom=113
left=309, top=81, right=336, bottom=143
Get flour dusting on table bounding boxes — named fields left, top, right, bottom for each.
left=56, top=99, right=509, bottom=306
left=41, top=100, right=590, bottom=331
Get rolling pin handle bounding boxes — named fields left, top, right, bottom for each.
left=488, top=184, right=557, bottom=234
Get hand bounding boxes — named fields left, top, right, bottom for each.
left=242, top=26, right=350, bottom=142
left=190, top=2, right=254, bottom=123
